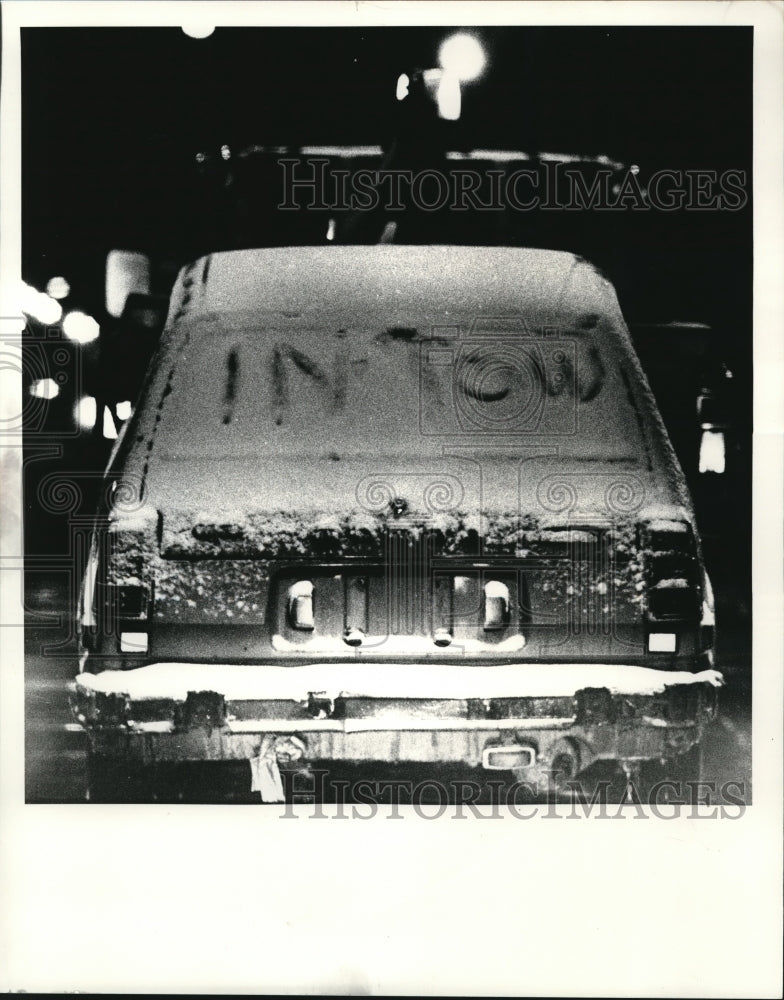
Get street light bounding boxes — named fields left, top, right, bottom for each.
left=398, top=33, right=487, bottom=121
left=46, top=276, right=70, bottom=300
left=20, top=282, right=62, bottom=325
left=29, top=378, right=59, bottom=400
left=62, top=311, right=100, bottom=345
left=438, top=33, right=486, bottom=83
left=182, top=22, right=215, bottom=40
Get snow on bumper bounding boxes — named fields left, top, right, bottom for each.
left=72, top=660, right=723, bottom=704
left=69, top=661, right=722, bottom=767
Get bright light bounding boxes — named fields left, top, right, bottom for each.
left=46, top=276, right=70, bottom=299
left=438, top=33, right=486, bottom=82
left=436, top=71, right=461, bottom=120
left=220, top=144, right=231, bottom=161
left=396, top=73, right=410, bottom=101
left=116, top=400, right=133, bottom=421
left=62, top=311, right=100, bottom=345
left=29, top=378, right=59, bottom=400
left=20, top=282, right=62, bottom=325
left=74, top=395, right=97, bottom=430
left=182, top=23, right=215, bottom=39
left=699, top=430, right=726, bottom=474
left=105, top=250, right=151, bottom=318
left=326, top=218, right=336, bottom=242
left=103, top=405, right=118, bottom=440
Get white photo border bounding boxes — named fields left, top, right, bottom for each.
left=1, top=2, right=781, bottom=996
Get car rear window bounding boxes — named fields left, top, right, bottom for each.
left=153, top=315, right=646, bottom=462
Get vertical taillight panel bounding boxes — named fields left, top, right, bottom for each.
left=90, top=519, right=157, bottom=664
left=647, top=579, right=697, bottom=620
left=99, top=582, right=152, bottom=656
left=643, top=520, right=701, bottom=654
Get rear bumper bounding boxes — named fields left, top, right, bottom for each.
left=69, top=661, right=722, bottom=770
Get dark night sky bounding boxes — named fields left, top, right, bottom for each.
left=21, top=26, right=752, bottom=319
left=22, top=27, right=751, bottom=159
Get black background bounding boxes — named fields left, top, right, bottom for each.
left=22, top=27, right=752, bottom=316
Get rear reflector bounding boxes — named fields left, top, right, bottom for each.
left=648, top=632, right=677, bottom=653
left=482, top=744, right=535, bottom=771
left=120, top=631, right=149, bottom=653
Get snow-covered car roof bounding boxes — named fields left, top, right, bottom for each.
left=168, top=245, right=619, bottom=328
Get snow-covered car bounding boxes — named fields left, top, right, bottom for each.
left=70, top=246, right=722, bottom=800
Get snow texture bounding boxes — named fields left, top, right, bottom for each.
left=121, top=246, right=692, bottom=515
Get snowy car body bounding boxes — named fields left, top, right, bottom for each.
left=71, top=246, right=721, bottom=794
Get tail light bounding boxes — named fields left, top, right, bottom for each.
left=117, top=583, right=148, bottom=619
left=102, top=583, right=151, bottom=655
left=644, top=520, right=700, bottom=653
left=648, top=578, right=695, bottom=620
left=87, top=518, right=157, bottom=663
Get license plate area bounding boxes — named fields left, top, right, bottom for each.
left=272, top=563, right=528, bottom=654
